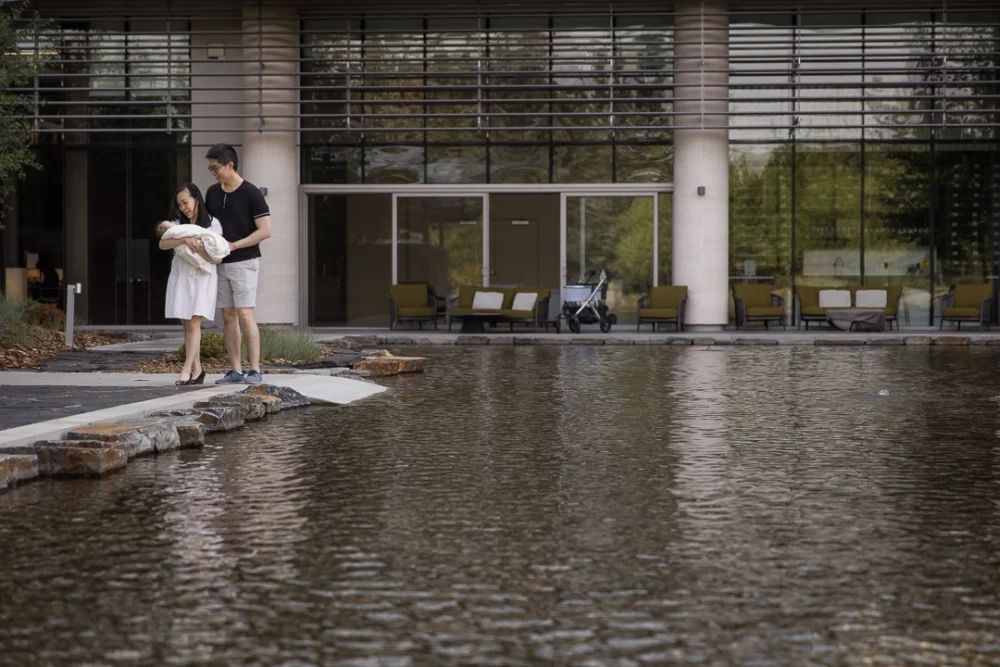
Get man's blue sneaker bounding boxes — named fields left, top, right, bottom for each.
left=216, top=369, right=246, bottom=384
left=245, top=370, right=264, bottom=384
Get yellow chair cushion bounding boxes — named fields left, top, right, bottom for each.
left=746, top=306, right=783, bottom=317
left=953, top=283, right=993, bottom=309
left=733, top=284, right=777, bottom=308
left=639, top=308, right=679, bottom=319
left=650, top=286, right=687, bottom=309
left=397, top=306, right=434, bottom=318
left=390, top=284, right=428, bottom=309
left=794, top=286, right=822, bottom=309
left=501, top=309, right=536, bottom=320
left=800, top=306, right=829, bottom=317
left=942, top=307, right=981, bottom=319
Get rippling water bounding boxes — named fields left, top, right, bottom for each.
left=3, top=346, right=1000, bottom=665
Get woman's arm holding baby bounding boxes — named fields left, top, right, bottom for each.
left=196, top=245, right=222, bottom=264
left=159, top=237, right=203, bottom=251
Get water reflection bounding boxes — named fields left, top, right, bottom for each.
left=2, top=346, right=1000, bottom=664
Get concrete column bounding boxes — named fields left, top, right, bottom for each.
left=672, top=0, right=730, bottom=330
left=190, top=17, right=244, bottom=200
left=241, top=3, right=300, bottom=325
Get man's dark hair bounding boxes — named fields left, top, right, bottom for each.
left=205, top=143, right=239, bottom=172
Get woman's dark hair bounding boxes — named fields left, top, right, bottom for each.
left=169, top=183, right=212, bottom=228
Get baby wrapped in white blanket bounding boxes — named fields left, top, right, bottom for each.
left=157, top=221, right=230, bottom=273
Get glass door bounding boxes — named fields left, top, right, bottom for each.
left=394, top=195, right=487, bottom=300
left=562, top=194, right=658, bottom=325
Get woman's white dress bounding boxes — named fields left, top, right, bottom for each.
left=165, top=218, right=222, bottom=320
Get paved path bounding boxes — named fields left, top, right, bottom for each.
left=0, top=385, right=189, bottom=431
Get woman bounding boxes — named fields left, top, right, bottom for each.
left=158, top=183, right=224, bottom=385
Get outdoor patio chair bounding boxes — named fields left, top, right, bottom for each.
left=938, top=283, right=993, bottom=330
left=500, top=286, right=553, bottom=332
left=636, top=286, right=687, bottom=332
left=733, top=284, right=785, bottom=330
left=388, top=283, right=440, bottom=330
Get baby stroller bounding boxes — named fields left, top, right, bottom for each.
left=561, top=269, right=616, bottom=334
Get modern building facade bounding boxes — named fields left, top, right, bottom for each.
left=2, top=0, right=998, bottom=329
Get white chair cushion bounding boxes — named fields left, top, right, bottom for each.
left=855, top=289, right=888, bottom=308
left=818, top=289, right=852, bottom=308
left=511, top=292, right=537, bottom=312
left=472, top=291, right=505, bottom=310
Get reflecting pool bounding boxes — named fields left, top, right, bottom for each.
left=2, top=346, right=1000, bottom=665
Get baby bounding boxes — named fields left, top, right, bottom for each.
left=156, top=220, right=230, bottom=273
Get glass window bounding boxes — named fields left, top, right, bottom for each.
left=362, top=18, right=425, bottom=144
left=426, top=146, right=487, bottom=184
left=566, top=195, right=655, bottom=323
left=487, top=17, right=550, bottom=143
left=730, top=144, right=793, bottom=312
left=614, top=15, right=672, bottom=143
left=795, top=146, right=862, bottom=288
left=426, top=18, right=483, bottom=144
left=615, top=144, right=671, bottom=183
left=552, top=16, right=611, bottom=142
left=729, top=14, right=792, bottom=143
left=489, top=145, right=549, bottom=183
left=864, top=144, right=932, bottom=327
left=554, top=145, right=612, bottom=182
left=309, top=194, right=393, bottom=326
left=798, top=13, right=863, bottom=141
left=934, top=144, right=999, bottom=317
left=397, top=196, right=484, bottom=297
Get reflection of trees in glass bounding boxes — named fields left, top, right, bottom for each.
left=567, top=197, right=654, bottom=321
left=729, top=148, right=792, bottom=287
left=428, top=222, right=482, bottom=291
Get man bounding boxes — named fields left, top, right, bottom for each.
left=203, top=143, right=272, bottom=384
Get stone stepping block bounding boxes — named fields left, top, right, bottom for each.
left=352, top=353, right=426, bottom=378
left=67, top=421, right=181, bottom=457
left=148, top=406, right=245, bottom=432
left=242, top=384, right=310, bottom=409
left=193, top=400, right=266, bottom=422
left=32, top=440, right=129, bottom=477
left=207, top=392, right=281, bottom=414
left=0, top=454, right=39, bottom=491
left=124, top=418, right=206, bottom=449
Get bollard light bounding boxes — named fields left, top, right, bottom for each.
left=64, top=283, right=82, bottom=348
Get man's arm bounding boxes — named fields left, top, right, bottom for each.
left=229, top=215, right=272, bottom=252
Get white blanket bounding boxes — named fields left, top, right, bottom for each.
left=162, top=224, right=230, bottom=273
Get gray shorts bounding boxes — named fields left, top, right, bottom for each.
left=217, top=258, right=259, bottom=309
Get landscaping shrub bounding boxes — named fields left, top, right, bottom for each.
left=0, top=297, right=31, bottom=345
left=258, top=326, right=322, bottom=362
left=173, top=327, right=322, bottom=364
left=174, top=332, right=227, bottom=361
left=22, top=300, right=65, bottom=330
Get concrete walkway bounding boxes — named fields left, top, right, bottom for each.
left=0, top=372, right=386, bottom=452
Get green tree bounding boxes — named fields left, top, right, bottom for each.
left=0, top=4, right=48, bottom=223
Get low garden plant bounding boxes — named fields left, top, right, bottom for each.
left=175, top=327, right=322, bottom=364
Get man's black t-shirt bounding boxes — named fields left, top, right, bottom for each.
left=205, top=180, right=270, bottom=264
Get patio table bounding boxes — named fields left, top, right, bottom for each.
left=827, top=308, right=887, bottom=332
